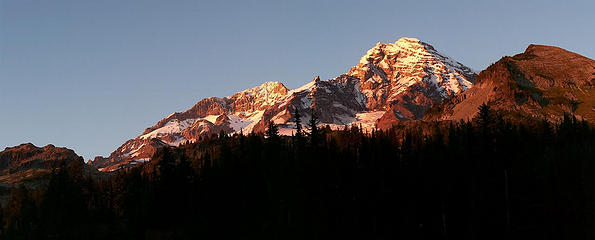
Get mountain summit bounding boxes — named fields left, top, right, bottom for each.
left=424, top=44, right=595, bottom=122
left=90, top=37, right=477, bottom=171
left=0, top=143, right=93, bottom=190
left=349, top=37, right=475, bottom=108
left=346, top=37, right=476, bottom=128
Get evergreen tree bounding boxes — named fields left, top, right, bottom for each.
left=266, top=120, right=280, bottom=143
left=0, top=112, right=594, bottom=239
left=476, top=102, right=494, bottom=136
left=0, top=203, right=4, bottom=230
left=307, top=108, right=320, bottom=147
left=294, top=107, right=303, bottom=140
left=39, top=161, right=87, bottom=238
left=5, top=185, right=38, bottom=239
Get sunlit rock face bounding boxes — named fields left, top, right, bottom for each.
left=0, top=143, right=95, bottom=188
left=423, top=44, right=595, bottom=123
left=348, top=37, right=476, bottom=121
left=92, top=37, right=477, bottom=171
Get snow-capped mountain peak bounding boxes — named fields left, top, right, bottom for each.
left=348, top=37, right=476, bottom=112
left=90, top=37, right=477, bottom=171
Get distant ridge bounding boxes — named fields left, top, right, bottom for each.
left=424, top=44, right=595, bottom=122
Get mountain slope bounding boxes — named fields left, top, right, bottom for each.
left=91, top=81, right=291, bottom=171
left=424, top=44, right=595, bottom=122
left=346, top=37, right=476, bottom=128
left=90, top=37, right=477, bottom=171
left=0, top=143, right=93, bottom=190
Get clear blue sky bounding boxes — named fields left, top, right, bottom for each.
left=1, top=0, right=593, bottom=160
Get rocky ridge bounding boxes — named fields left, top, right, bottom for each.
left=90, top=37, right=478, bottom=171
left=423, top=44, right=595, bottom=122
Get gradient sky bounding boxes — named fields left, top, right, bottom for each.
left=1, top=0, right=594, bottom=160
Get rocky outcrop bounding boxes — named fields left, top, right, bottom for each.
left=0, top=143, right=97, bottom=190
left=91, top=37, right=476, bottom=171
left=89, top=81, right=292, bottom=170
left=424, top=44, right=595, bottom=122
left=347, top=37, right=476, bottom=123
left=0, top=143, right=82, bottom=175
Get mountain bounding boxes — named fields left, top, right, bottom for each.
left=90, top=37, right=477, bottom=171
left=90, top=81, right=294, bottom=171
left=347, top=37, right=476, bottom=128
left=424, top=44, right=595, bottom=122
left=0, top=143, right=92, bottom=201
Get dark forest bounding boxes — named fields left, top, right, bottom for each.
left=2, top=105, right=595, bottom=240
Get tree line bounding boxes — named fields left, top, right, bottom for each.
left=1, top=105, right=594, bottom=240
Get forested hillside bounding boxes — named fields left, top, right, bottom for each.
left=1, top=105, right=594, bottom=240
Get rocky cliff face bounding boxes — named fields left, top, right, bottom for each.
left=90, top=37, right=477, bottom=171
left=348, top=38, right=476, bottom=109
left=347, top=38, right=476, bottom=127
left=0, top=143, right=82, bottom=175
left=250, top=75, right=369, bottom=133
left=423, top=44, right=595, bottom=122
left=90, top=81, right=290, bottom=171
left=0, top=143, right=94, bottom=189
